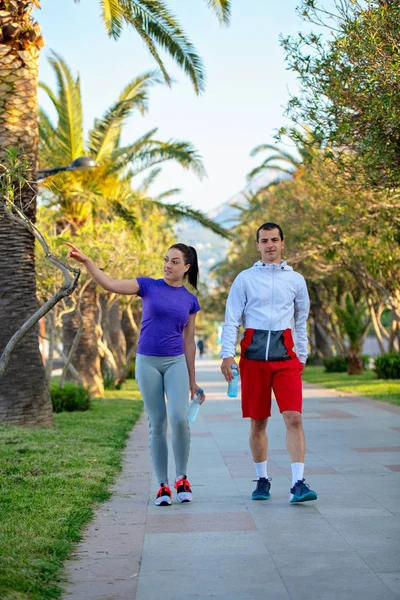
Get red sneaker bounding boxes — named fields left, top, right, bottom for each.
left=155, top=484, right=172, bottom=506
left=174, top=476, right=193, bottom=503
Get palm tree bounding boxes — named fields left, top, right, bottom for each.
left=39, top=52, right=228, bottom=234
left=0, top=0, right=230, bottom=423
left=247, top=127, right=322, bottom=185
left=37, top=52, right=229, bottom=394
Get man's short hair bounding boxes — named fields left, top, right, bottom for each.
left=256, top=222, right=284, bottom=242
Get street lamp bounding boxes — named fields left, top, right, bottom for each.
left=37, top=156, right=98, bottom=180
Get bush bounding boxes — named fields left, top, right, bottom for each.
left=323, top=356, right=348, bottom=373
left=323, top=354, right=370, bottom=373
left=50, top=383, right=91, bottom=413
left=361, top=354, right=370, bottom=369
left=374, top=353, right=400, bottom=380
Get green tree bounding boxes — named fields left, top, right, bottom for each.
left=281, top=0, right=400, bottom=188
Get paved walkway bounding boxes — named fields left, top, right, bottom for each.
left=64, top=359, right=400, bottom=600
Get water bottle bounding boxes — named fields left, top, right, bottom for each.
left=227, top=364, right=239, bottom=398
left=188, top=389, right=204, bottom=423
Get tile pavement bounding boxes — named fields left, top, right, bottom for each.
left=64, top=359, right=400, bottom=600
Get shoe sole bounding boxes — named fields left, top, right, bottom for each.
left=252, top=494, right=270, bottom=501
left=177, top=495, right=193, bottom=503
left=290, top=492, right=318, bottom=503
left=155, top=496, right=172, bottom=506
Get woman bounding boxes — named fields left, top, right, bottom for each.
left=66, top=242, right=205, bottom=506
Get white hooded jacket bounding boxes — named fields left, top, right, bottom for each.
left=220, top=260, right=310, bottom=364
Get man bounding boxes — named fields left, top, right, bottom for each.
left=220, top=222, right=317, bottom=503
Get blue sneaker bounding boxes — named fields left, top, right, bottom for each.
left=252, top=477, right=271, bottom=500
left=290, top=479, right=317, bottom=503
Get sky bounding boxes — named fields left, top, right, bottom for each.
left=36, top=0, right=306, bottom=213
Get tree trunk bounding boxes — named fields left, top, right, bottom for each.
left=367, top=299, right=387, bottom=355
left=119, top=304, right=140, bottom=381
left=62, top=281, right=104, bottom=396
left=347, top=342, right=364, bottom=375
left=100, top=295, right=126, bottom=384
left=107, top=300, right=126, bottom=377
left=388, top=294, right=400, bottom=353
left=0, top=7, right=52, bottom=425
left=121, top=303, right=140, bottom=355
left=347, top=351, right=363, bottom=375
left=308, top=316, right=317, bottom=361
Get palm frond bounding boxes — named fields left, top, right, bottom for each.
left=203, top=0, right=231, bottom=25
left=112, top=138, right=206, bottom=179
left=106, top=128, right=158, bottom=174
left=257, top=153, right=299, bottom=166
left=250, top=145, right=301, bottom=167
left=153, top=187, right=181, bottom=200
left=109, top=198, right=139, bottom=230
left=39, top=82, right=60, bottom=113
left=137, top=167, right=162, bottom=192
left=45, top=51, right=84, bottom=162
left=87, top=71, right=159, bottom=161
left=250, top=143, right=279, bottom=157
left=140, top=198, right=231, bottom=238
left=38, top=108, right=56, bottom=163
left=100, top=0, right=124, bottom=38
left=247, top=161, right=295, bottom=181
left=120, top=0, right=205, bottom=94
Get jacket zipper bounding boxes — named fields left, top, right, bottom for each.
left=265, top=266, right=276, bottom=360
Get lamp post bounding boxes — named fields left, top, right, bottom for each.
left=37, top=156, right=98, bottom=180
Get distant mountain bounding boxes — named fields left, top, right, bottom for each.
left=175, top=194, right=241, bottom=284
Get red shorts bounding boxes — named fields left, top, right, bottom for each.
left=239, top=356, right=303, bottom=419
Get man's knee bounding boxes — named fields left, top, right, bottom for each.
left=283, top=411, right=303, bottom=430
left=250, top=418, right=268, bottom=436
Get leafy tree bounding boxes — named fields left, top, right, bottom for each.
left=281, top=0, right=400, bottom=188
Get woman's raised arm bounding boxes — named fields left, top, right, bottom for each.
left=66, top=242, right=140, bottom=295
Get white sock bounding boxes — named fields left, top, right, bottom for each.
left=291, top=462, right=304, bottom=486
left=254, top=461, right=268, bottom=479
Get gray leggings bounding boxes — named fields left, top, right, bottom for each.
left=135, top=353, right=190, bottom=485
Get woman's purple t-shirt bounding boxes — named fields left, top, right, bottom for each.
left=136, top=278, right=200, bottom=356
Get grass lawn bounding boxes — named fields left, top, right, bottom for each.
left=0, top=380, right=143, bottom=600
left=302, top=366, right=400, bottom=406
